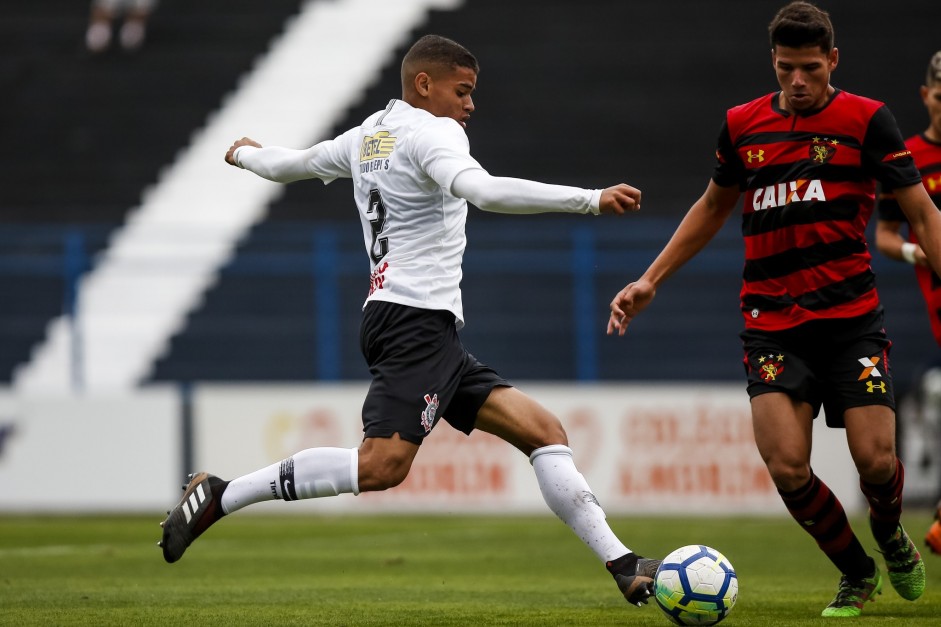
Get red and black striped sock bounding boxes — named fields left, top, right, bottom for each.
left=779, top=473, right=872, bottom=579
left=860, top=458, right=904, bottom=544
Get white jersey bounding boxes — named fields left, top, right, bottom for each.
left=344, top=99, right=480, bottom=324
left=234, top=98, right=601, bottom=328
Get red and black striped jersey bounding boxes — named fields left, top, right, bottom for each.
left=878, top=133, right=941, bottom=345
left=712, top=89, right=921, bottom=332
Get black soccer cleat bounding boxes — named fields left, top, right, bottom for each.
left=158, top=472, right=228, bottom=563
left=607, top=552, right=662, bottom=607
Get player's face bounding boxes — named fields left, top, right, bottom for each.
left=772, top=45, right=838, bottom=113
left=425, top=66, right=477, bottom=128
left=922, top=83, right=941, bottom=141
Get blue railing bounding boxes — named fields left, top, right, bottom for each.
left=0, top=218, right=932, bottom=389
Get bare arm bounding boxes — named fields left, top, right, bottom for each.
left=606, top=180, right=740, bottom=336
left=875, top=218, right=928, bottom=266
left=895, top=182, right=941, bottom=272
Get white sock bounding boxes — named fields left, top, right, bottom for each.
left=530, top=444, right=630, bottom=562
left=220, top=447, right=359, bottom=514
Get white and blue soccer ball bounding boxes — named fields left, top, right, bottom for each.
left=654, top=544, right=738, bottom=626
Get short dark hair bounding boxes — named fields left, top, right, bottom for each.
left=401, top=34, right=479, bottom=84
left=927, top=51, right=941, bottom=87
left=768, top=1, right=834, bottom=52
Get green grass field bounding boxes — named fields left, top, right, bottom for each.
left=2, top=511, right=940, bottom=626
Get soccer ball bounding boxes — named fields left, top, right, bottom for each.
left=654, top=544, right=738, bottom=626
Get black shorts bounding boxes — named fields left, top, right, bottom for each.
left=740, top=310, right=894, bottom=428
left=359, top=300, right=510, bottom=445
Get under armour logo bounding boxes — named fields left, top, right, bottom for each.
left=867, top=381, right=887, bottom=394
left=747, top=149, right=765, bottom=163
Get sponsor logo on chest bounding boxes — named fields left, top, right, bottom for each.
left=359, top=131, right=397, bottom=174
left=752, top=179, right=826, bottom=211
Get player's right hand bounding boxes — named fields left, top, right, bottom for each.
left=606, top=279, right=655, bottom=336
left=599, top=184, right=641, bottom=215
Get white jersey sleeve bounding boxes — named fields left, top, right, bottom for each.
left=234, top=127, right=357, bottom=184
left=408, top=117, right=482, bottom=190
left=451, top=168, right=602, bottom=215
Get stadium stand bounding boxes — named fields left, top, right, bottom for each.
left=2, top=0, right=938, bottom=391
left=0, top=0, right=306, bottom=384
left=152, top=0, right=940, bottom=386
left=12, top=0, right=457, bottom=392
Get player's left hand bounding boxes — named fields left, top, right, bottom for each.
left=225, top=137, right=262, bottom=166
left=599, top=184, right=641, bottom=215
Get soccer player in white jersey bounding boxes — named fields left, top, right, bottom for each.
left=160, top=34, right=659, bottom=608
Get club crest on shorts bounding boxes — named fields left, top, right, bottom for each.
left=420, top=393, right=439, bottom=433
left=757, top=353, right=785, bottom=382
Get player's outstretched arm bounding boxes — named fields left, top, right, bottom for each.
left=606, top=180, right=739, bottom=336
left=224, top=134, right=354, bottom=185
left=450, top=169, right=639, bottom=216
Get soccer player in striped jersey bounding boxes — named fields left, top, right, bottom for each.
left=607, top=2, right=941, bottom=618
left=160, top=34, right=661, bottom=609
left=875, top=50, right=941, bottom=558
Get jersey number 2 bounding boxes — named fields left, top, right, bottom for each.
left=366, top=188, right=389, bottom=263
